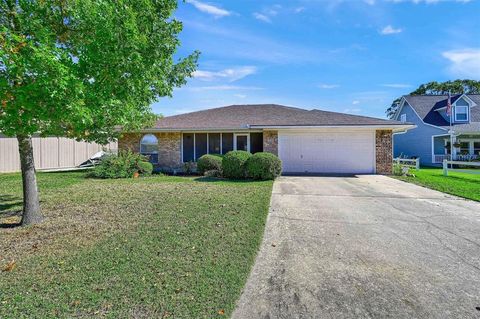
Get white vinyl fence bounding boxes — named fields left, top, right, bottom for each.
left=442, top=160, right=480, bottom=176
left=0, top=135, right=117, bottom=173
left=393, top=157, right=420, bottom=170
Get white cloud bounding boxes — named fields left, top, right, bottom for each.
left=234, top=94, right=247, bottom=98
left=380, top=25, right=403, bottom=35
left=381, top=83, right=412, bottom=88
left=442, top=48, right=480, bottom=80
left=343, top=108, right=362, bottom=114
left=352, top=100, right=360, bottom=105
left=318, top=84, right=340, bottom=89
left=193, top=66, right=257, bottom=82
left=253, top=12, right=272, bottom=23
left=364, top=0, right=376, bottom=4
left=188, top=85, right=263, bottom=92
left=294, top=6, right=305, bottom=13
left=186, top=0, right=231, bottom=17
left=253, top=4, right=283, bottom=23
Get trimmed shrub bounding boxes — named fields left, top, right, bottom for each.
left=89, top=151, right=149, bottom=179
left=137, top=161, right=153, bottom=175
left=197, top=154, right=223, bottom=175
left=222, top=151, right=252, bottom=179
left=204, top=169, right=222, bottom=178
left=246, top=152, right=282, bottom=180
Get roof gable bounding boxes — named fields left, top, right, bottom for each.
left=402, top=94, right=480, bottom=127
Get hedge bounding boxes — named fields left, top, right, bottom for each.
left=246, top=152, right=282, bottom=180
left=197, top=154, right=223, bottom=175
left=222, top=151, right=252, bottom=179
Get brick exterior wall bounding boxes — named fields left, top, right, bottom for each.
left=375, top=130, right=393, bottom=175
left=263, top=130, right=278, bottom=156
left=118, top=132, right=182, bottom=171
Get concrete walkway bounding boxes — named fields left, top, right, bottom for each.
left=232, top=175, right=480, bottom=319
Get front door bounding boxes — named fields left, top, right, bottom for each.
left=235, top=134, right=249, bottom=151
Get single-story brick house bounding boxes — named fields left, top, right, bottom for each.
left=119, top=104, right=414, bottom=174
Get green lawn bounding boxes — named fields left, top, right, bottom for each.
left=0, top=171, right=273, bottom=318
left=394, top=167, right=480, bottom=201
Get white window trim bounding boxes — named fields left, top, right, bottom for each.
left=400, top=114, right=406, bottom=123
left=454, top=105, right=468, bottom=122
left=233, top=133, right=250, bottom=152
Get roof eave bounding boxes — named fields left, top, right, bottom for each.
left=249, top=124, right=416, bottom=132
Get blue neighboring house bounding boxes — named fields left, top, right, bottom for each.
left=393, top=94, right=480, bottom=166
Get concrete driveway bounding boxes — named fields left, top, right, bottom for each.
left=232, top=175, right=480, bottom=319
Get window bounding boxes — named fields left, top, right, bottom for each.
left=182, top=133, right=194, bottom=162
left=208, top=133, right=221, bottom=154
left=182, top=133, right=260, bottom=162
left=459, top=141, right=470, bottom=155
left=400, top=114, right=407, bottom=123
left=140, top=134, right=159, bottom=164
left=235, top=134, right=249, bottom=151
left=455, top=105, right=468, bottom=121
left=195, top=133, right=207, bottom=160
left=250, top=133, right=263, bottom=153
left=222, top=133, right=233, bottom=154
left=445, top=141, right=451, bottom=155
left=474, top=142, right=480, bottom=156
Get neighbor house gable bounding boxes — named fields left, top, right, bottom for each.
left=394, top=98, right=447, bottom=131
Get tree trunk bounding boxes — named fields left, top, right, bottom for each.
left=17, top=135, right=43, bottom=225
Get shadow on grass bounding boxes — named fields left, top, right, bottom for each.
left=194, top=177, right=255, bottom=183
left=0, top=194, right=23, bottom=228
left=0, top=194, right=23, bottom=214
left=429, top=174, right=479, bottom=183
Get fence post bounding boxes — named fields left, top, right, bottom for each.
left=443, top=159, right=448, bottom=176
left=415, top=158, right=420, bottom=170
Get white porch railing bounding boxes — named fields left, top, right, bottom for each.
left=433, top=154, right=479, bottom=164
left=433, top=154, right=451, bottom=164
left=456, top=154, right=479, bottom=161
left=393, top=157, right=420, bottom=170
left=443, top=160, right=480, bottom=176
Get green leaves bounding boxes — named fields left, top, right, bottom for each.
left=0, top=0, right=198, bottom=141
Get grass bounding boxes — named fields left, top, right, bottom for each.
left=394, top=167, right=480, bottom=201
left=0, top=171, right=273, bottom=318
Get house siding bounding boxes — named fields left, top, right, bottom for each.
left=394, top=103, right=445, bottom=166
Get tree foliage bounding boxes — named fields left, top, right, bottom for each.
left=386, top=80, right=480, bottom=119
left=0, top=0, right=198, bottom=142
left=0, top=0, right=198, bottom=225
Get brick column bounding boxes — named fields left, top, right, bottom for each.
left=263, top=131, right=278, bottom=155
left=375, top=130, right=393, bottom=175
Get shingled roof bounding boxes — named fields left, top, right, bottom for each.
left=402, top=94, right=480, bottom=132
left=154, top=104, right=406, bottom=130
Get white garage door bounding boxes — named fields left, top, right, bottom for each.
left=278, top=131, right=375, bottom=174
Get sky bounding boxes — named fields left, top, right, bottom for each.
left=152, top=0, right=480, bottom=119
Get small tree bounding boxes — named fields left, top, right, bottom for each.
left=0, top=0, right=198, bottom=225
left=386, top=80, right=480, bottom=119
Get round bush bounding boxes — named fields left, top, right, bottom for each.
left=246, top=152, right=282, bottom=180
left=137, top=161, right=153, bottom=175
left=89, top=151, right=147, bottom=179
left=197, top=154, right=223, bottom=175
left=222, top=151, right=252, bottom=179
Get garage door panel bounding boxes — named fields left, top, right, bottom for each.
left=279, top=131, right=375, bottom=174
